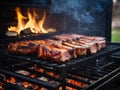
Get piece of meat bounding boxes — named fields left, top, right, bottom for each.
left=38, top=44, right=72, bottom=62
left=52, top=33, right=84, bottom=41
left=74, top=40, right=97, bottom=54
left=92, top=37, right=106, bottom=50
left=72, top=35, right=106, bottom=53
left=8, top=33, right=106, bottom=62
left=97, top=40, right=106, bottom=50
left=41, top=39, right=77, bottom=58
left=8, top=40, right=42, bottom=55
left=53, top=34, right=106, bottom=51
left=52, top=34, right=106, bottom=54
left=62, top=42, right=88, bottom=56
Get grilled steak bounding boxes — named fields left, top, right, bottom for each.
left=52, top=33, right=84, bottom=41
left=8, top=40, right=42, bottom=54
left=38, top=44, right=72, bottom=62
left=62, top=42, right=88, bottom=56
left=8, top=33, right=106, bottom=62
left=53, top=34, right=106, bottom=54
left=40, top=39, right=77, bottom=58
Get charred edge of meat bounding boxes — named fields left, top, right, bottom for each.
left=62, top=42, right=88, bottom=56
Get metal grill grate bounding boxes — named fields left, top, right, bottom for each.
left=0, top=56, right=120, bottom=90
left=0, top=43, right=120, bottom=90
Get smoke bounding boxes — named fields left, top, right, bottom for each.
left=50, top=0, right=94, bottom=23
left=50, top=0, right=108, bottom=24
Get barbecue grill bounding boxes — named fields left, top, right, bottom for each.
left=0, top=0, right=120, bottom=90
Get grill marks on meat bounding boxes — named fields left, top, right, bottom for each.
left=37, top=40, right=73, bottom=62
left=38, top=44, right=72, bottom=62
left=39, top=40, right=77, bottom=58
left=8, top=34, right=106, bottom=62
left=62, top=42, right=88, bottom=56
left=53, top=34, right=106, bottom=55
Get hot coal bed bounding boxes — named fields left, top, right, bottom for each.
left=0, top=0, right=120, bottom=90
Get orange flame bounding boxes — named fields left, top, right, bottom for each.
left=8, top=7, right=27, bottom=34
left=8, top=7, right=56, bottom=35
left=38, top=11, right=48, bottom=33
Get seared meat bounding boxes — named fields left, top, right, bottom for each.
left=8, top=40, right=43, bottom=54
left=52, top=33, right=84, bottom=41
left=38, top=44, right=72, bottom=62
left=53, top=34, right=106, bottom=54
left=8, top=33, right=106, bottom=62
left=41, top=40, right=77, bottom=58
left=62, top=42, right=88, bottom=56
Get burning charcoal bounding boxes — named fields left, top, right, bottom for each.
left=20, top=28, right=33, bottom=35
left=38, top=77, right=48, bottom=82
left=16, top=70, right=30, bottom=76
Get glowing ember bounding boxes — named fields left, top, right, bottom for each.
left=37, top=68, right=45, bottom=73
left=22, top=81, right=30, bottom=88
left=8, top=7, right=56, bottom=35
left=6, top=77, right=16, bottom=83
left=68, top=79, right=87, bottom=88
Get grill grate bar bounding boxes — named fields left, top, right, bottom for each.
left=98, top=61, right=114, bottom=68
left=105, top=64, right=119, bottom=70
left=78, top=61, right=117, bottom=75
left=67, top=74, right=91, bottom=84
left=69, top=71, right=98, bottom=80
left=80, top=66, right=109, bottom=75
left=74, top=68, right=105, bottom=77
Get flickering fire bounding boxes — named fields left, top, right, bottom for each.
left=8, top=7, right=56, bottom=35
